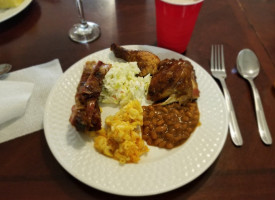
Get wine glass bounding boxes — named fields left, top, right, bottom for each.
left=69, top=0, right=100, bottom=43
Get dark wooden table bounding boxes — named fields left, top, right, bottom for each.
left=0, top=0, right=274, bottom=199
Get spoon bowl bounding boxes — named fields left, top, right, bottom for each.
left=237, top=49, right=260, bottom=79
left=237, top=49, right=272, bottom=145
left=0, top=64, right=12, bottom=77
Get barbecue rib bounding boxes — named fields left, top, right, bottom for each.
left=110, top=43, right=160, bottom=76
left=147, top=59, right=199, bottom=105
left=69, top=61, right=111, bottom=132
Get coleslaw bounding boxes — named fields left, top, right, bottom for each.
left=99, top=62, right=151, bottom=106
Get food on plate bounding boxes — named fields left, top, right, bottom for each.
left=110, top=44, right=199, bottom=105
left=0, top=0, right=24, bottom=8
left=69, top=61, right=111, bottom=132
left=142, top=102, right=199, bottom=149
left=99, top=62, right=151, bottom=106
left=110, top=43, right=160, bottom=77
left=69, top=45, right=201, bottom=163
left=147, top=59, right=199, bottom=105
left=94, top=100, right=149, bottom=163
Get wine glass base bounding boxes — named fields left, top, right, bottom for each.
left=69, top=22, right=100, bottom=43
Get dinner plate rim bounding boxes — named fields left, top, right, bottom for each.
left=44, top=45, right=228, bottom=196
left=0, top=0, right=32, bottom=23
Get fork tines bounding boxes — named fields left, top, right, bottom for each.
left=211, top=44, right=225, bottom=72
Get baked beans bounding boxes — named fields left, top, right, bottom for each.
left=142, top=102, right=200, bottom=149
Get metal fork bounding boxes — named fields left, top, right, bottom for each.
left=211, top=45, right=243, bottom=146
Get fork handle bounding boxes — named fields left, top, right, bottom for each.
left=248, top=79, right=272, bottom=145
left=220, top=79, right=243, bottom=146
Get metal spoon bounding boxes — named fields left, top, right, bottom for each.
left=237, top=49, right=272, bottom=145
left=0, top=64, right=12, bottom=77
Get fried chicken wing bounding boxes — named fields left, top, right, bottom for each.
left=69, top=61, right=112, bottom=132
left=110, top=43, right=160, bottom=76
left=147, top=59, right=199, bottom=105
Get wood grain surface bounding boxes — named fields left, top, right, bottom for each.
left=0, top=0, right=274, bottom=199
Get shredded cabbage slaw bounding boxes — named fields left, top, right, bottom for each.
left=99, top=62, right=151, bottom=106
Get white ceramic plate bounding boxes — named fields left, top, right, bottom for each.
left=44, top=45, right=228, bottom=196
left=0, top=0, right=32, bottom=23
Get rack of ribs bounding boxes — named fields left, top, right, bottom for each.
left=69, top=61, right=111, bottom=132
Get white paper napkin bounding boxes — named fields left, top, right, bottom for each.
left=0, top=80, right=34, bottom=124
left=0, top=59, right=63, bottom=143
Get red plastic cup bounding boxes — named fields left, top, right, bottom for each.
left=155, top=0, right=203, bottom=53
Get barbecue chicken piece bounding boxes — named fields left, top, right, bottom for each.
left=69, top=61, right=111, bottom=132
left=147, top=59, right=199, bottom=105
left=110, top=43, right=160, bottom=76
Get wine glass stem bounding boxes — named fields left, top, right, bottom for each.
left=76, top=0, right=88, bottom=28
